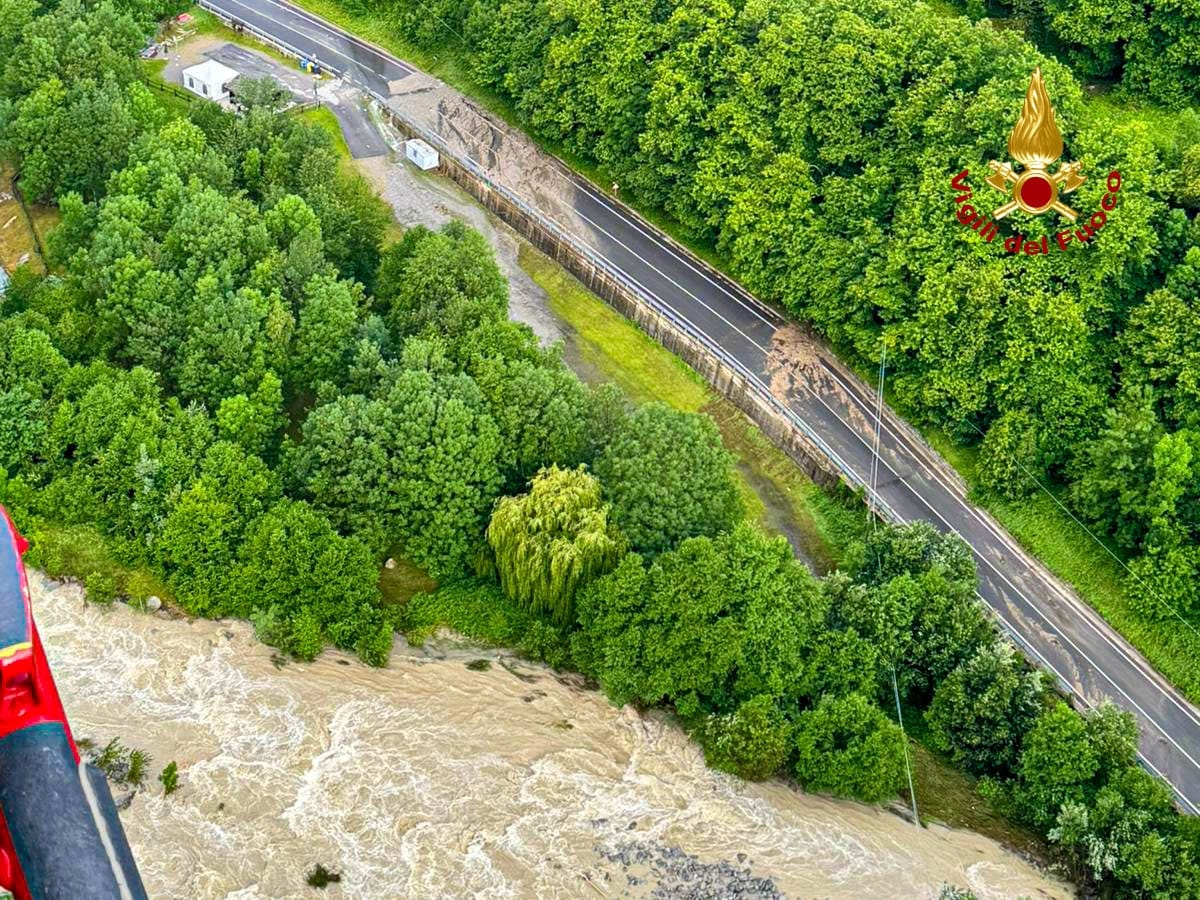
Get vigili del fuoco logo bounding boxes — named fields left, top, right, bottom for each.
left=950, top=68, right=1121, bottom=255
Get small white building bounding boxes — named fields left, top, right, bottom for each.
left=405, top=139, right=439, bottom=171
left=182, top=60, right=239, bottom=101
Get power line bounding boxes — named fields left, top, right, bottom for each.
left=953, top=414, right=1200, bottom=645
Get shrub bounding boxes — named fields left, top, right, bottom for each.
left=517, top=619, right=570, bottom=668
left=926, top=642, right=1047, bottom=778
left=400, top=580, right=532, bottom=647
left=305, top=864, right=342, bottom=888
left=701, top=695, right=792, bottom=781
left=159, top=761, right=179, bottom=796
left=792, top=694, right=906, bottom=802
left=486, top=465, right=624, bottom=625
left=84, top=570, right=120, bottom=605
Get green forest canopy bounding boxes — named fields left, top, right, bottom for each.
left=332, top=0, right=1200, bottom=630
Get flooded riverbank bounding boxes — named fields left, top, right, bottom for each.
left=33, top=574, right=1071, bottom=899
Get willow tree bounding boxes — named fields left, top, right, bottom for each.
left=486, top=465, right=625, bottom=625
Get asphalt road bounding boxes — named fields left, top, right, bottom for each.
left=203, top=0, right=1200, bottom=812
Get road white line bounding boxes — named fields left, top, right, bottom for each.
left=806, top=354, right=1200, bottom=735
left=255, top=0, right=414, bottom=77
left=517, top=166, right=1200, bottom=794
left=208, top=0, right=404, bottom=84
left=444, top=120, right=1200, bottom=791
left=558, top=188, right=1200, bottom=798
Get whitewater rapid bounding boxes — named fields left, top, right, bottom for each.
left=31, top=574, right=1071, bottom=899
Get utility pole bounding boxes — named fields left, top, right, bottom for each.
left=893, top=666, right=919, bottom=826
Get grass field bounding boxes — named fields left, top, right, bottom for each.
left=189, top=8, right=298, bottom=70
left=377, top=552, right=436, bottom=606
left=296, top=106, right=352, bottom=161
left=140, top=57, right=199, bottom=118
left=903, top=721, right=1051, bottom=862
left=23, top=523, right=177, bottom=609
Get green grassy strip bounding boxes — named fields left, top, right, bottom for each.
left=190, top=8, right=300, bottom=70
left=399, top=579, right=532, bottom=647
left=520, top=243, right=866, bottom=572
left=140, top=58, right=197, bottom=118
left=283, top=0, right=1200, bottom=688
left=297, top=106, right=351, bottom=161
left=870, top=381, right=1200, bottom=704
left=20, top=522, right=175, bottom=609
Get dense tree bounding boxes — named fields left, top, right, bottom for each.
left=792, top=693, right=906, bottom=802
left=234, top=499, right=383, bottom=660
left=472, top=355, right=592, bottom=484
left=1050, top=766, right=1180, bottom=890
left=215, top=372, right=285, bottom=459
left=230, top=75, right=291, bottom=112
left=571, top=542, right=741, bottom=708
left=927, top=641, right=1046, bottom=777
left=903, top=570, right=992, bottom=699
left=991, top=0, right=1200, bottom=107
left=798, top=625, right=881, bottom=700
left=375, top=221, right=508, bottom=341
left=1071, top=387, right=1164, bottom=553
left=291, top=274, right=363, bottom=393
left=1013, top=701, right=1101, bottom=829
left=572, top=525, right=820, bottom=710
left=593, top=402, right=742, bottom=554
left=174, top=284, right=275, bottom=410
left=977, top=410, right=1040, bottom=500
left=855, top=521, right=976, bottom=592
left=486, top=465, right=625, bottom=624
left=290, top=367, right=503, bottom=575
left=0, top=1, right=157, bottom=200
left=158, top=442, right=281, bottom=615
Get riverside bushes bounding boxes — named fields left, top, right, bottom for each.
left=474, top=478, right=1200, bottom=895
left=3, top=4, right=1198, bottom=895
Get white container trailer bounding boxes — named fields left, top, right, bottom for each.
left=405, top=139, right=439, bottom=171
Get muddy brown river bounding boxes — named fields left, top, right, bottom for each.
left=30, top=574, right=1071, bottom=899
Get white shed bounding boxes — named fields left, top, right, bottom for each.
left=182, top=60, right=239, bottom=101
left=405, top=139, right=439, bottom=171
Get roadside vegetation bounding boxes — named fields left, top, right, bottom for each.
left=520, top=244, right=865, bottom=571
left=297, top=0, right=1200, bottom=714
left=3, top=3, right=1200, bottom=897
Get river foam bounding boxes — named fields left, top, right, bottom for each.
left=30, top=574, right=1072, bottom=899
